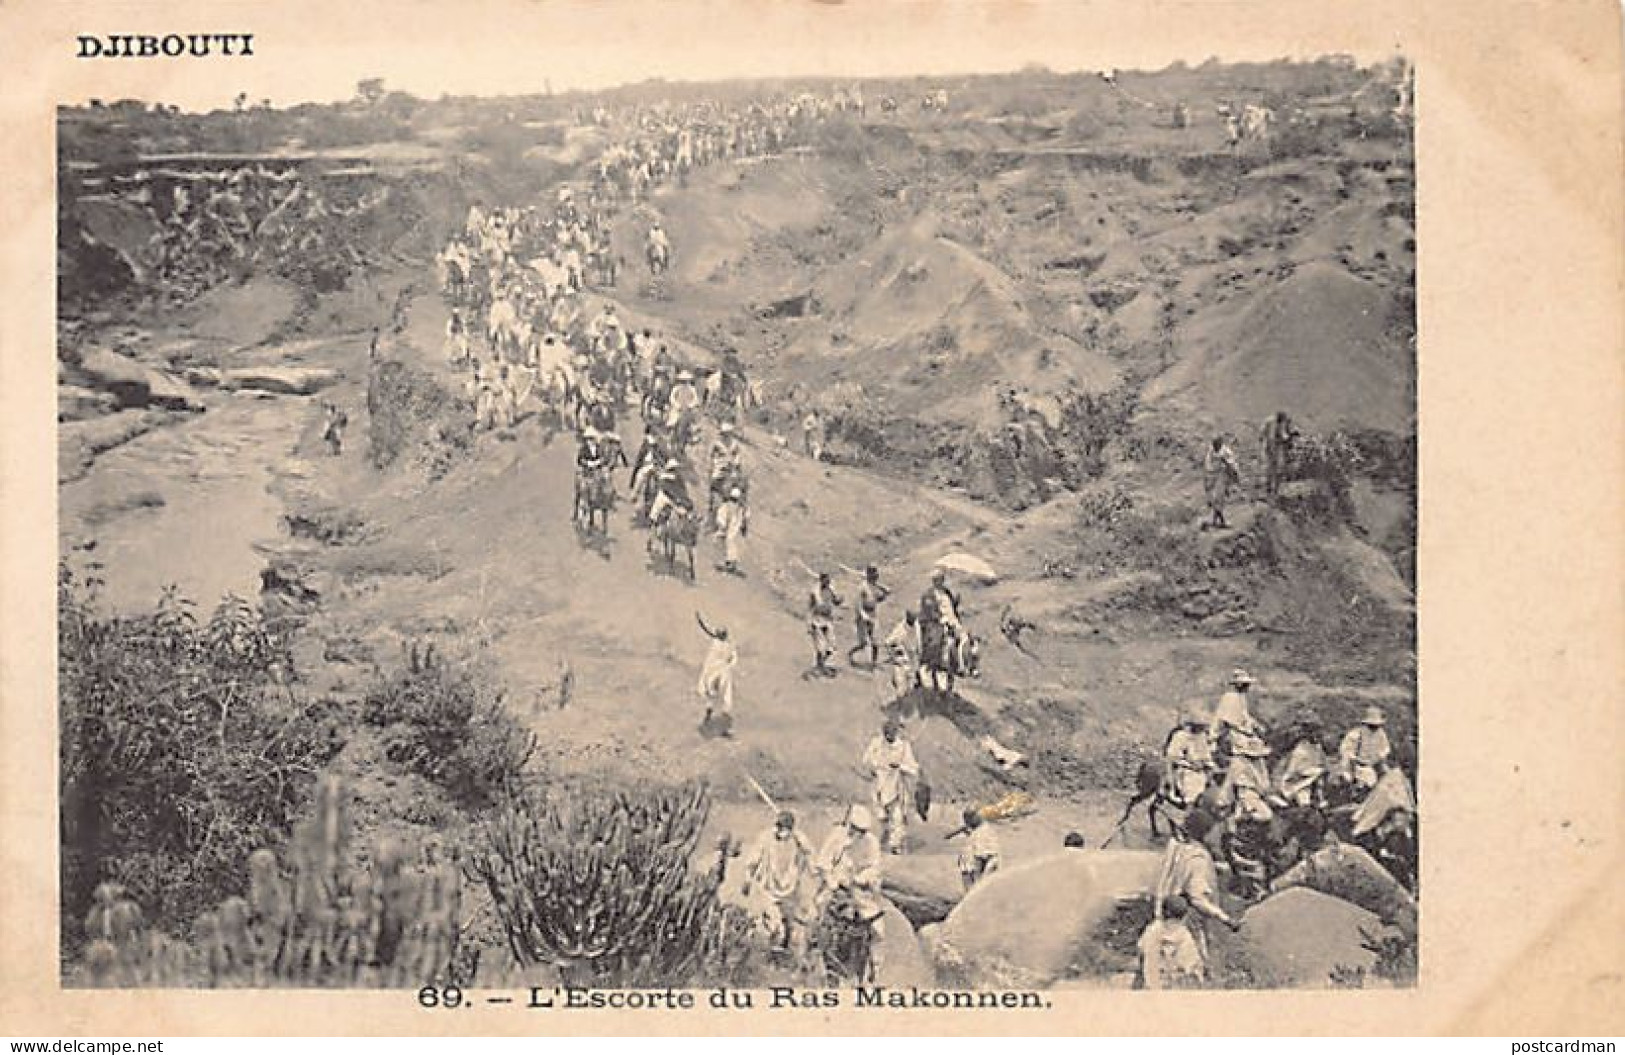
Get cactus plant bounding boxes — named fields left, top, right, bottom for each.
left=466, top=781, right=757, bottom=987
left=78, top=777, right=464, bottom=989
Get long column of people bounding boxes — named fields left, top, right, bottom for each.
left=427, top=85, right=1416, bottom=989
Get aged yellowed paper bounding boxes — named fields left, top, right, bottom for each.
left=2, top=0, right=1621, bottom=1037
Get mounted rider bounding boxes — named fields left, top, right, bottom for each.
left=647, top=220, right=671, bottom=267
left=1210, top=668, right=1263, bottom=764
left=1162, top=706, right=1216, bottom=816
left=707, top=421, right=744, bottom=517
left=574, top=427, right=608, bottom=520
left=647, top=458, right=693, bottom=529
left=918, top=568, right=965, bottom=677
left=1217, top=732, right=1277, bottom=901
left=1275, top=714, right=1328, bottom=807
left=1338, top=707, right=1392, bottom=793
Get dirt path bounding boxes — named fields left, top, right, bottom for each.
left=60, top=390, right=310, bottom=613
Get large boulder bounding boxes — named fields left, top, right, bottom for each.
left=78, top=347, right=203, bottom=411
left=1218, top=887, right=1381, bottom=988
left=929, top=850, right=1161, bottom=987
left=58, top=383, right=119, bottom=422
left=221, top=366, right=341, bottom=396
left=58, top=410, right=166, bottom=482
left=873, top=899, right=934, bottom=986
left=1269, top=843, right=1416, bottom=930
left=881, top=853, right=964, bottom=927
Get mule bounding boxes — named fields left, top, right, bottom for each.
left=575, top=467, right=615, bottom=537
left=648, top=505, right=698, bottom=581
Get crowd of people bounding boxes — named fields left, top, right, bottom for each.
left=417, top=85, right=1415, bottom=989
left=1138, top=668, right=1416, bottom=986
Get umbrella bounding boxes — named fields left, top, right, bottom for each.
left=934, top=552, right=998, bottom=583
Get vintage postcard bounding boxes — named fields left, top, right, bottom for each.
left=1, top=0, right=1620, bottom=1037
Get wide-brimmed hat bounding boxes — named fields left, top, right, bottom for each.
left=1361, top=706, right=1387, bottom=726
left=846, top=805, right=874, bottom=831
left=677, top=369, right=694, bottom=381
left=718, top=421, right=734, bottom=433
left=1230, top=668, right=1255, bottom=687
left=775, top=810, right=796, bottom=830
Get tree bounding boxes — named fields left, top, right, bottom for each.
left=234, top=91, right=248, bottom=113
left=356, top=78, right=386, bottom=107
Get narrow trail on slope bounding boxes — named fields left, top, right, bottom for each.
left=357, top=285, right=1007, bottom=808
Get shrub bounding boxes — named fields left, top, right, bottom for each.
left=1056, top=384, right=1137, bottom=481
left=365, top=359, right=472, bottom=475
left=466, top=781, right=757, bottom=987
left=362, top=646, right=537, bottom=810
left=59, top=566, right=346, bottom=943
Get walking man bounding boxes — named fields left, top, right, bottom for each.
left=694, top=612, right=737, bottom=737
left=713, top=486, right=747, bottom=576
left=863, top=717, right=920, bottom=855
left=1152, top=808, right=1243, bottom=984
left=1203, top=435, right=1242, bottom=529
left=740, top=811, right=815, bottom=961
left=807, top=572, right=843, bottom=676
left=847, top=565, right=890, bottom=669
left=883, top=610, right=922, bottom=704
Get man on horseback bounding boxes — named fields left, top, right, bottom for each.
left=647, top=458, right=692, bottom=530
left=574, top=427, right=609, bottom=525
left=668, top=368, right=702, bottom=427
left=647, top=220, right=671, bottom=274
left=708, top=421, right=744, bottom=521
left=1217, top=732, right=1277, bottom=901
left=1162, top=706, right=1216, bottom=822
left=918, top=568, right=964, bottom=690
left=1275, top=714, right=1328, bottom=807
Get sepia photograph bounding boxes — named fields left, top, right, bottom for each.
left=2, top=0, right=1620, bottom=1039
left=53, top=49, right=1418, bottom=995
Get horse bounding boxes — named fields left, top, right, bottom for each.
left=647, top=240, right=670, bottom=276
left=575, top=466, right=615, bottom=537
left=649, top=505, right=698, bottom=581
left=918, top=620, right=980, bottom=693
left=1112, top=757, right=1335, bottom=894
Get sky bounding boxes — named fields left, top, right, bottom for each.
left=16, top=0, right=1408, bottom=113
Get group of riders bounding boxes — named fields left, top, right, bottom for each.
left=423, top=84, right=1417, bottom=987
left=432, top=88, right=839, bottom=573
left=586, top=87, right=868, bottom=205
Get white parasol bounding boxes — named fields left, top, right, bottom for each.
left=933, top=551, right=999, bottom=583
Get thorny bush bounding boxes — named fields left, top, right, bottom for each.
left=58, top=564, right=346, bottom=945
left=362, top=644, right=538, bottom=811
left=467, top=781, right=757, bottom=988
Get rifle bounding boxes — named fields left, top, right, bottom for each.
left=743, top=771, right=781, bottom=815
